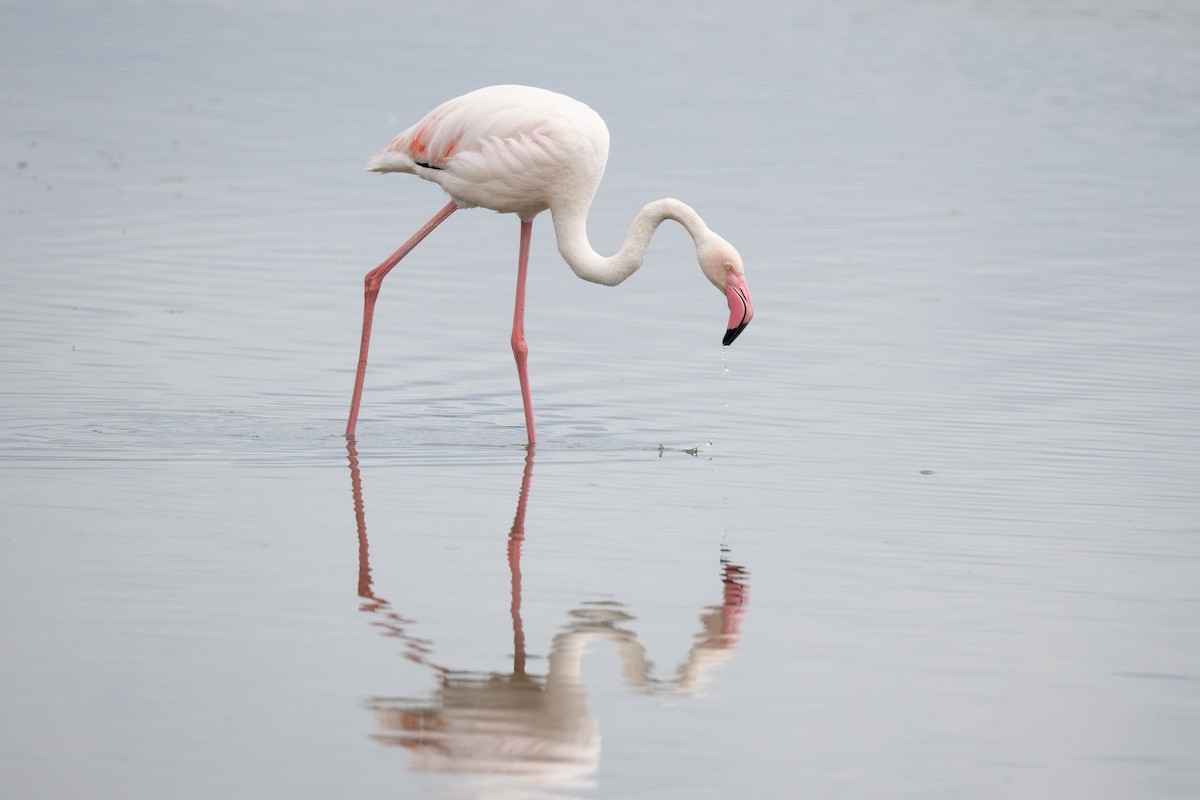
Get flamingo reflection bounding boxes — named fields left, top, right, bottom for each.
left=346, top=443, right=749, bottom=796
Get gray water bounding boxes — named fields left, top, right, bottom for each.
left=2, top=2, right=1199, bottom=798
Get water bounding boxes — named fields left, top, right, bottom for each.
left=3, top=1, right=1199, bottom=798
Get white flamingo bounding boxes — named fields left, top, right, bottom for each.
left=347, top=85, right=756, bottom=442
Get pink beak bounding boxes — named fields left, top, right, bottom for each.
left=723, top=272, right=755, bottom=346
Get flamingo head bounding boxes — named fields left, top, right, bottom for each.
left=698, top=234, right=755, bottom=346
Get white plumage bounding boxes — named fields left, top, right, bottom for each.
left=367, top=85, right=609, bottom=221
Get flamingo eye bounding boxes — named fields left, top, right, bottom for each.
left=724, top=263, right=733, bottom=271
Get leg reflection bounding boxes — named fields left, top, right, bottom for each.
left=346, top=440, right=444, bottom=673
left=508, top=447, right=534, bottom=677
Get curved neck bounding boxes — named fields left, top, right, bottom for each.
left=550, top=198, right=709, bottom=286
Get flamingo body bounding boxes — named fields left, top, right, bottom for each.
left=347, top=85, right=755, bottom=443
left=367, top=85, right=609, bottom=221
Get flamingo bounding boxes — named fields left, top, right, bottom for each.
left=346, top=85, right=755, bottom=443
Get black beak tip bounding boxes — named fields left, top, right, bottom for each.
left=723, top=323, right=748, bottom=347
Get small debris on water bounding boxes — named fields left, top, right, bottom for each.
left=658, top=443, right=702, bottom=457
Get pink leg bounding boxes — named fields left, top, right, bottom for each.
left=346, top=201, right=457, bottom=438
left=512, top=220, right=536, bottom=444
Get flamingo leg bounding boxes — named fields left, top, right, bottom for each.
left=346, top=200, right=457, bottom=438
left=512, top=220, right=537, bottom=444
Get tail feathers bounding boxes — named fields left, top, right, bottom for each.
left=365, top=151, right=415, bottom=173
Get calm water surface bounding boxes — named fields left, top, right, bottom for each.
left=2, top=2, right=1199, bottom=798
